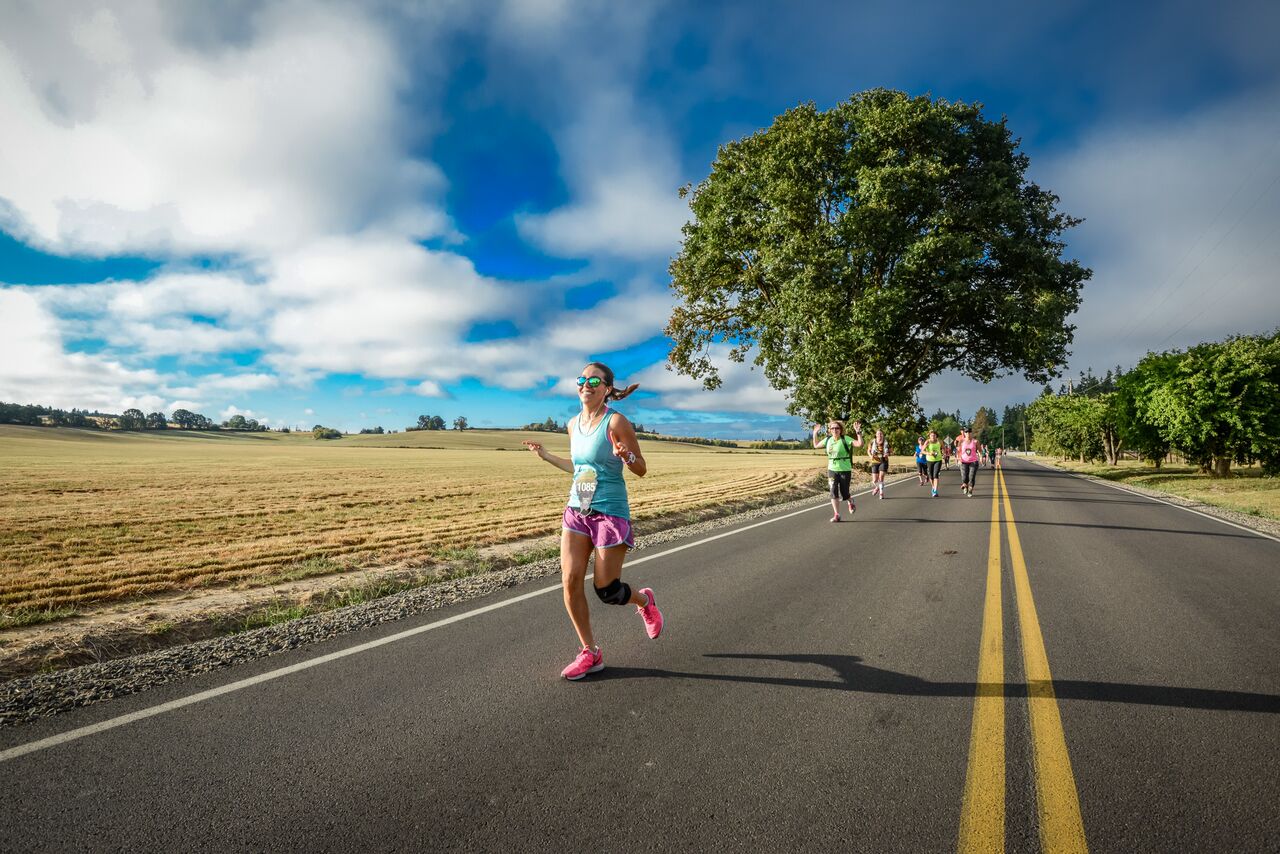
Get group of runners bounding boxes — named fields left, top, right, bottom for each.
left=812, top=420, right=1002, bottom=521
left=524, top=360, right=1007, bottom=679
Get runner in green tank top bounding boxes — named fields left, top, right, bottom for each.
left=924, top=430, right=943, bottom=497
left=812, top=419, right=864, bottom=522
left=522, top=361, right=664, bottom=680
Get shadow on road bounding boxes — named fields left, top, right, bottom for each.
left=599, top=653, right=1280, bottom=714
left=865, top=517, right=1261, bottom=540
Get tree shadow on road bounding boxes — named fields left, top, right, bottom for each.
left=871, top=517, right=1262, bottom=540
left=599, top=653, right=1280, bottom=714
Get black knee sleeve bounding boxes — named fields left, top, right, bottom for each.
left=594, top=579, right=632, bottom=605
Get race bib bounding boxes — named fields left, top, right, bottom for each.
left=573, top=466, right=598, bottom=512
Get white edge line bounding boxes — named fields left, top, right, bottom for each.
left=2, top=480, right=900, bottom=762
left=1024, top=458, right=1279, bottom=543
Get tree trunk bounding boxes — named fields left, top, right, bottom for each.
left=1212, top=456, right=1232, bottom=478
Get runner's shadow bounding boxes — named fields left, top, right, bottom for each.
left=599, top=653, right=1280, bottom=714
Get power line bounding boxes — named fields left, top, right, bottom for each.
left=1127, top=135, right=1280, bottom=334
left=1149, top=169, right=1280, bottom=347
left=1155, top=244, right=1280, bottom=350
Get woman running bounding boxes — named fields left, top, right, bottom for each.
left=942, top=436, right=953, bottom=470
left=924, top=430, right=943, bottom=497
left=915, top=436, right=928, bottom=486
left=995, top=447, right=1003, bottom=469
left=812, top=419, right=864, bottom=521
left=958, top=426, right=981, bottom=496
left=522, top=362, right=663, bottom=681
left=868, top=429, right=891, bottom=499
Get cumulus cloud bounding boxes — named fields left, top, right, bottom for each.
left=0, top=2, right=452, bottom=256
left=0, top=289, right=165, bottom=411
left=629, top=347, right=790, bottom=415
left=516, top=86, right=689, bottom=261
left=1038, top=82, right=1280, bottom=370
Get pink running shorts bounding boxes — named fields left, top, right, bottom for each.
left=562, top=507, right=635, bottom=549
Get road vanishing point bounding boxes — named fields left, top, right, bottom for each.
left=2, top=460, right=1278, bottom=852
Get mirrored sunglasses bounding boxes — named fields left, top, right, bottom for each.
left=576, top=376, right=605, bottom=388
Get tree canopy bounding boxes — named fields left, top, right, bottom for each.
left=667, top=88, right=1090, bottom=422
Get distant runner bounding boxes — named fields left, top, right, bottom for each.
left=924, top=430, right=943, bottom=497
left=995, top=447, right=1003, bottom=469
left=522, top=361, right=664, bottom=681
left=868, top=428, right=891, bottom=499
left=942, top=435, right=953, bottom=470
left=958, top=426, right=981, bottom=496
left=813, top=419, right=864, bottom=522
left=915, top=435, right=929, bottom=486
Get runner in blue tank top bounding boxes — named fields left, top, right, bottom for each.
left=522, top=361, right=664, bottom=680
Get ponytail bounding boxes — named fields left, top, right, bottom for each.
left=583, top=361, right=639, bottom=402
left=609, top=382, right=640, bottom=401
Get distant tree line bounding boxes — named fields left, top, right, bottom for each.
left=1026, top=331, right=1280, bottom=476
left=1, top=401, right=108, bottom=428
left=521, top=417, right=564, bottom=433
left=0, top=401, right=279, bottom=432
left=312, top=425, right=342, bottom=440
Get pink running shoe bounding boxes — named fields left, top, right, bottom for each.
left=846, top=500, right=856, bottom=516
left=830, top=514, right=841, bottom=523
left=637, top=587, right=663, bottom=639
left=561, top=646, right=603, bottom=680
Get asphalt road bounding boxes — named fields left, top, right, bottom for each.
left=2, top=459, right=1278, bottom=852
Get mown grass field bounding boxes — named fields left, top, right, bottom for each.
left=1032, top=457, right=1280, bottom=521
left=1, top=426, right=830, bottom=624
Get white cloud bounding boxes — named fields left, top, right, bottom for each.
left=220, top=404, right=258, bottom=420
left=630, top=347, right=790, bottom=415
left=0, top=2, right=452, bottom=256
left=1038, top=82, right=1280, bottom=371
left=516, top=86, right=688, bottom=260
left=0, top=289, right=165, bottom=411
left=543, top=278, right=673, bottom=352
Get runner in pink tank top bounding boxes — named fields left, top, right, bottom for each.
left=958, top=427, right=981, bottom=496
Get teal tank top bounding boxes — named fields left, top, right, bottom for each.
left=568, top=407, right=630, bottom=519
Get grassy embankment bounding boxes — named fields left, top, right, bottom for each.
left=1032, top=457, right=1279, bottom=521
left=1, top=425, right=840, bottom=632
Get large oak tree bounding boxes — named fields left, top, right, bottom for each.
left=667, top=89, right=1090, bottom=422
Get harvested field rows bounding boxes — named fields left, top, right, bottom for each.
left=1, top=427, right=827, bottom=615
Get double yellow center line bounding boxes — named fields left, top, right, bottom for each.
left=959, top=467, right=1088, bottom=853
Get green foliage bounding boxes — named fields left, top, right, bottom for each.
left=1001, top=403, right=1031, bottom=450
left=118, top=408, right=146, bottom=430
left=145, top=411, right=168, bottom=430
left=1134, top=333, right=1280, bottom=477
left=667, top=88, right=1090, bottom=422
left=927, top=409, right=963, bottom=443
left=0, top=401, right=100, bottom=428
left=1028, top=390, right=1106, bottom=462
left=359, top=426, right=385, bottom=434
left=1024, top=331, right=1279, bottom=476
left=410, top=414, right=447, bottom=431
left=1113, top=368, right=1169, bottom=467
left=521, top=417, right=564, bottom=432
left=453, top=416, right=468, bottom=430
left=172, top=408, right=215, bottom=429
left=312, top=425, right=342, bottom=440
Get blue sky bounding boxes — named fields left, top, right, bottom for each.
left=2, top=0, right=1278, bottom=437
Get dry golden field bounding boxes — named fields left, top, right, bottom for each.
left=1, top=426, right=828, bottom=621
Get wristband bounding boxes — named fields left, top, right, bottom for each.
left=624, top=451, right=636, bottom=464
